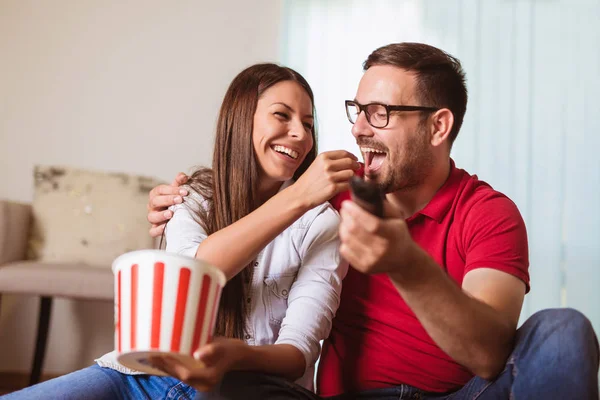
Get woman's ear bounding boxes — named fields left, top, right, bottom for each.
left=430, top=108, right=454, bottom=148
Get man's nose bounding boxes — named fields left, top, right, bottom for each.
left=351, top=110, right=373, bottom=139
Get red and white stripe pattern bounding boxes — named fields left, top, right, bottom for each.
left=115, top=260, right=222, bottom=356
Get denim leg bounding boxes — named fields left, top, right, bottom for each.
left=0, top=364, right=197, bottom=400
left=509, top=308, right=599, bottom=399
left=436, top=308, right=600, bottom=400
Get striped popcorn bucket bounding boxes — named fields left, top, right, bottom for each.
left=112, top=250, right=226, bottom=375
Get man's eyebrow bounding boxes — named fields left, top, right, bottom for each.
left=271, top=102, right=314, bottom=119
left=353, top=99, right=384, bottom=105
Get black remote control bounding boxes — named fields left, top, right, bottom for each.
left=349, top=176, right=384, bottom=218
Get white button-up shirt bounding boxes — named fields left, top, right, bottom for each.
left=97, top=180, right=348, bottom=391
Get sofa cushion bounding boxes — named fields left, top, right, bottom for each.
left=27, top=165, right=163, bottom=268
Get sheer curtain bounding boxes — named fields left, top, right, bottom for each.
left=281, top=0, right=600, bottom=332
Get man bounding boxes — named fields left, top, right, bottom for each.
left=147, top=43, right=599, bottom=399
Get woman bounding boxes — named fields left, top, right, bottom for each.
left=3, top=63, right=357, bottom=400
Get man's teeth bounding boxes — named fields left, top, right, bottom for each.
left=360, top=147, right=386, bottom=155
left=272, top=145, right=299, bottom=160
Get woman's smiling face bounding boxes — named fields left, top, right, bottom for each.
left=252, top=80, right=315, bottom=192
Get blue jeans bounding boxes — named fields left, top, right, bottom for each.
left=3, top=308, right=598, bottom=400
left=0, top=365, right=197, bottom=400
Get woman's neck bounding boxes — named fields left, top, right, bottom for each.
left=257, top=179, right=284, bottom=205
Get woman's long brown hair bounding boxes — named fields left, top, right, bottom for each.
left=186, top=64, right=317, bottom=339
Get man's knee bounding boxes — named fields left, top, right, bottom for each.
left=511, top=308, right=600, bottom=397
left=526, top=308, right=594, bottom=337
left=520, top=308, right=599, bottom=364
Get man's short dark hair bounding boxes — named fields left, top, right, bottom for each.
left=364, top=43, right=468, bottom=145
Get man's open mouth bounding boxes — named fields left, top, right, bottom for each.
left=361, top=147, right=387, bottom=173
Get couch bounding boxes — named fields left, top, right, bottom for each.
left=0, top=200, right=113, bottom=386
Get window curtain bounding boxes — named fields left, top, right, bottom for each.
left=281, top=0, right=600, bottom=332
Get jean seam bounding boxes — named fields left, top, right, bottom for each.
left=470, top=364, right=512, bottom=400
left=471, top=380, right=494, bottom=400
left=509, top=356, right=517, bottom=400
left=165, top=381, right=194, bottom=400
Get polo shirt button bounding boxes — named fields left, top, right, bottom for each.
left=253, top=262, right=258, bottom=266
left=247, top=298, right=251, bottom=303
left=245, top=334, right=251, bottom=340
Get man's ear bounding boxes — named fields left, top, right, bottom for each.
left=430, top=108, right=454, bottom=148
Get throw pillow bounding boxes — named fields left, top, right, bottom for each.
left=27, top=165, right=164, bottom=267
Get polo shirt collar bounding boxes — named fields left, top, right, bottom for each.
left=411, top=158, right=466, bottom=223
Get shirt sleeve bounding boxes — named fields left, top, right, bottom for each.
left=275, top=204, right=349, bottom=372
left=462, top=193, right=530, bottom=292
left=164, top=190, right=208, bottom=259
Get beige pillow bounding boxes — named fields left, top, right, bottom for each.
left=27, top=165, right=164, bottom=267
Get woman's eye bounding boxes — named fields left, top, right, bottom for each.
left=274, top=112, right=289, bottom=119
left=303, top=122, right=313, bottom=130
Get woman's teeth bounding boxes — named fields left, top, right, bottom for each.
left=272, top=145, right=299, bottom=160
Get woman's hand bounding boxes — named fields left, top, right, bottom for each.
left=291, top=150, right=360, bottom=209
left=151, top=338, right=247, bottom=392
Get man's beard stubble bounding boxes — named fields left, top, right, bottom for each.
left=374, top=125, right=435, bottom=194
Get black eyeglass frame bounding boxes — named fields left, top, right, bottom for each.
left=345, top=100, right=440, bottom=128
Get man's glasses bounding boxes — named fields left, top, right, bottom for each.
left=345, top=100, right=440, bottom=129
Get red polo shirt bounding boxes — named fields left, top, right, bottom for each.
left=317, top=159, right=529, bottom=396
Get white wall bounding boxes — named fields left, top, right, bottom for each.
left=0, top=0, right=282, bottom=374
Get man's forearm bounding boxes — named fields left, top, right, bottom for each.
left=388, top=245, right=516, bottom=379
